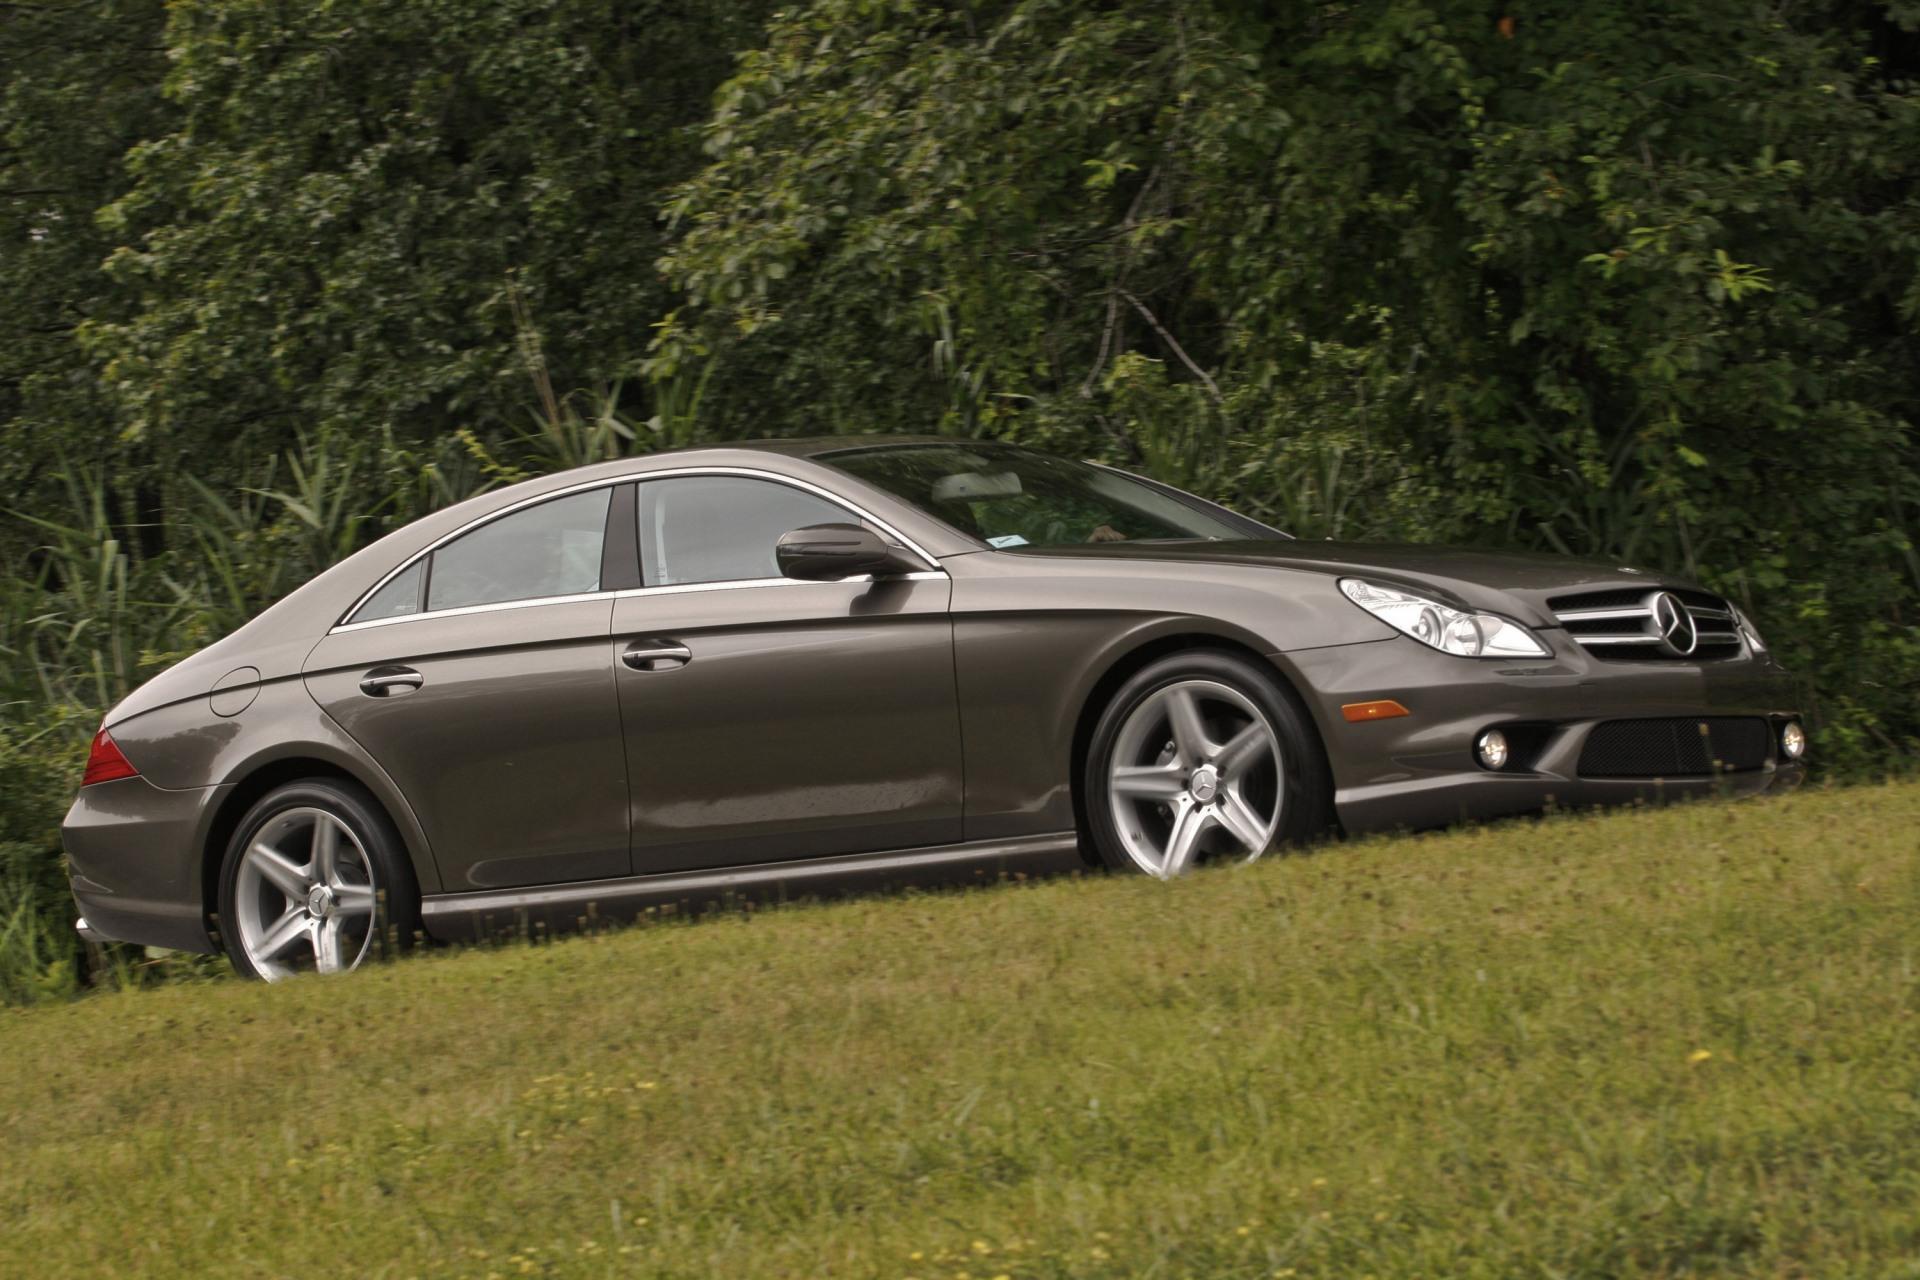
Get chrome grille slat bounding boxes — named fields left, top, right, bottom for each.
left=1550, top=587, right=1745, bottom=663
left=1556, top=606, right=1652, bottom=622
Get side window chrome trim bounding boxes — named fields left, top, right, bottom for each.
left=613, top=570, right=947, bottom=601
left=333, top=466, right=947, bottom=634
left=331, top=591, right=613, bottom=633
left=330, top=572, right=948, bottom=634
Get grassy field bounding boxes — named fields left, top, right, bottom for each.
left=2, top=785, right=1917, bottom=1279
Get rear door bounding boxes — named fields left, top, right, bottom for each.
left=304, top=485, right=635, bottom=892
left=612, top=473, right=963, bottom=873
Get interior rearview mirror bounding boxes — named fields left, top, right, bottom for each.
left=930, top=470, right=1022, bottom=502
left=775, top=523, right=923, bottom=581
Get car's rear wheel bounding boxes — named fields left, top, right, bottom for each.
left=1084, top=651, right=1333, bottom=876
left=217, top=778, right=418, bottom=981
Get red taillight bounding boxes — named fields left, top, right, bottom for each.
left=81, top=730, right=139, bottom=787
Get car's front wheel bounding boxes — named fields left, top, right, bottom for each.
left=217, top=778, right=418, bottom=981
left=1084, top=650, right=1333, bottom=877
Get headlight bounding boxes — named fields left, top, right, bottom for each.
left=1734, top=606, right=1767, bottom=653
left=1339, top=578, right=1549, bottom=658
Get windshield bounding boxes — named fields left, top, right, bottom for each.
left=819, top=444, right=1273, bottom=548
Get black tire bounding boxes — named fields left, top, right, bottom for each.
left=216, top=777, right=420, bottom=980
left=1083, top=649, right=1334, bottom=874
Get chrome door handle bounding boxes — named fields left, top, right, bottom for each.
left=622, top=640, right=691, bottom=672
left=359, top=667, right=423, bottom=697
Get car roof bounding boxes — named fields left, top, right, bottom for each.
left=709, top=433, right=991, bottom=459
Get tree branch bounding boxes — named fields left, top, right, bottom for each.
left=1080, top=162, right=1164, bottom=397
left=1080, top=288, right=1121, bottom=399
left=1118, top=288, right=1222, bottom=406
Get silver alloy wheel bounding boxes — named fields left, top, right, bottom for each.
left=1107, top=678, right=1284, bottom=878
left=233, top=807, right=378, bottom=980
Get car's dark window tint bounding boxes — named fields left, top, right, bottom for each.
left=822, top=445, right=1256, bottom=546
left=637, top=476, right=854, bottom=586
left=426, top=488, right=611, bottom=612
left=349, top=560, right=425, bottom=623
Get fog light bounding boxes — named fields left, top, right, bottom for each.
left=1475, top=729, right=1511, bottom=771
left=1780, top=720, right=1807, bottom=761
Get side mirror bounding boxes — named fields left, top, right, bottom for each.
left=775, top=523, right=922, bottom=581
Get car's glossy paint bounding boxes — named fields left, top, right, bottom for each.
left=307, top=599, right=630, bottom=889
left=63, top=437, right=1804, bottom=955
left=612, top=573, right=964, bottom=875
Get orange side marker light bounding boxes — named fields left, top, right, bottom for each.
left=1342, top=699, right=1410, bottom=723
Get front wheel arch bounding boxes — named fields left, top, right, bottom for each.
left=1069, top=639, right=1337, bottom=866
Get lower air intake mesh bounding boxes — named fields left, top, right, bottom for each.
left=1578, top=717, right=1772, bottom=778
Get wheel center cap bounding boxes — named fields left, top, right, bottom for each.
left=305, top=884, right=334, bottom=919
left=1188, top=764, right=1220, bottom=804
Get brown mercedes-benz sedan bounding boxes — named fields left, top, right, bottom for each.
left=63, top=437, right=1805, bottom=979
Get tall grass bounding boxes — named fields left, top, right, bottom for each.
left=0, top=879, right=74, bottom=1002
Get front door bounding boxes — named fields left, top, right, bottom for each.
left=613, top=474, right=963, bottom=873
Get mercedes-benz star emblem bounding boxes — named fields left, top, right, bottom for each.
left=1650, top=591, right=1698, bottom=656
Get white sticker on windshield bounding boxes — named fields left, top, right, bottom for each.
left=987, top=534, right=1030, bottom=548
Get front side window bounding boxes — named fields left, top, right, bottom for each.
left=425, top=488, right=611, bottom=612
left=637, top=476, right=854, bottom=586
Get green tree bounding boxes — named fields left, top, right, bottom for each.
left=0, top=0, right=173, bottom=510
left=85, top=0, right=770, bottom=474
left=656, top=0, right=1920, bottom=763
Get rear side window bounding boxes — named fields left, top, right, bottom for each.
left=425, top=488, right=611, bottom=613
left=637, top=476, right=854, bottom=586
left=352, top=561, right=425, bottom=622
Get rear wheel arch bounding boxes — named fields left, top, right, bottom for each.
left=200, top=756, right=425, bottom=946
left=1067, top=634, right=1336, bottom=862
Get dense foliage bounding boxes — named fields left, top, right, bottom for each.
left=4, top=0, right=1918, bottom=999
left=656, top=0, right=1920, bottom=759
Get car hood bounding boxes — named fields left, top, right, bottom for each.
left=1002, top=539, right=1696, bottom=625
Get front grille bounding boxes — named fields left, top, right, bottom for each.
left=1578, top=717, right=1772, bottom=778
left=1549, top=586, right=1743, bottom=662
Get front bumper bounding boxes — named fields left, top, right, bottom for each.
left=1283, top=636, right=1804, bottom=837
left=62, top=776, right=227, bottom=954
